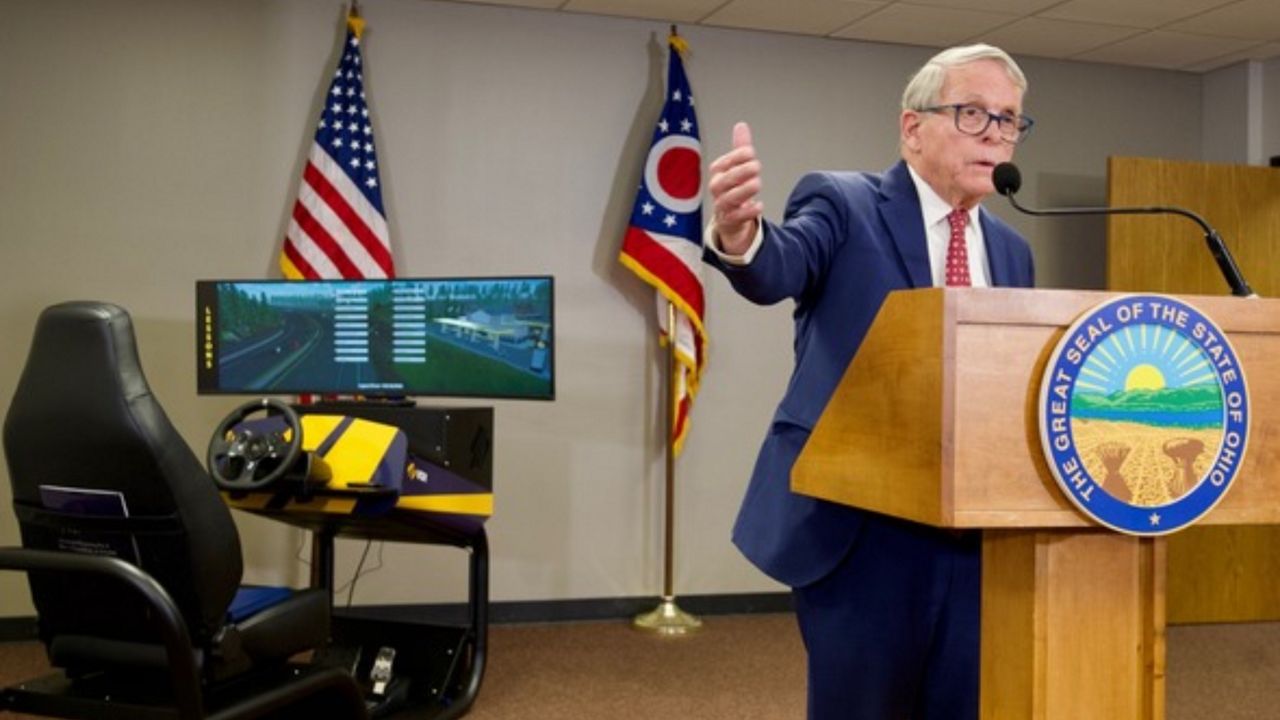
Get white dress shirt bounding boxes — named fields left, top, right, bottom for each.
left=906, top=164, right=990, bottom=287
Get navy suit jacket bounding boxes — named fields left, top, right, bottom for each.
left=707, top=160, right=1035, bottom=588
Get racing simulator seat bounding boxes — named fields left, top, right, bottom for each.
left=0, top=301, right=368, bottom=719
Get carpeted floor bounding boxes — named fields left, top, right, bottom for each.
left=466, top=614, right=805, bottom=719
left=3, top=614, right=1280, bottom=718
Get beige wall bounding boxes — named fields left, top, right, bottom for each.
left=0, top=0, right=1203, bottom=615
left=1267, top=57, right=1280, bottom=162
left=1202, top=60, right=1264, bottom=166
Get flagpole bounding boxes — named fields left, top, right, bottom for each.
left=634, top=300, right=701, bottom=635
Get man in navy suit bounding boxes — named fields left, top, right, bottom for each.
left=704, top=44, right=1035, bottom=719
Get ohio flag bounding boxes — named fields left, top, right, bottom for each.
left=280, top=8, right=394, bottom=281
left=618, top=32, right=705, bottom=455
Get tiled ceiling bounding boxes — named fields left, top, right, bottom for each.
left=448, top=0, right=1280, bottom=72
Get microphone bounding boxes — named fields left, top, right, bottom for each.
left=991, top=162, right=1254, bottom=298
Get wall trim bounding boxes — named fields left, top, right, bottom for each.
left=0, top=617, right=39, bottom=643
left=0, top=592, right=792, bottom=643
left=339, top=591, right=793, bottom=625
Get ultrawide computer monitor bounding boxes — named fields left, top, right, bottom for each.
left=197, top=276, right=554, bottom=400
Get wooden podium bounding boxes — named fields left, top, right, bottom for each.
left=792, top=287, right=1280, bottom=720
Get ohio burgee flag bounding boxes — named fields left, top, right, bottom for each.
left=618, top=32, right=706, bottom=455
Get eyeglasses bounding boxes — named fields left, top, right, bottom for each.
left=919, top=103, right=1034, bottom=144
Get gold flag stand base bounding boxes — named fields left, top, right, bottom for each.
left=633, top=596, right=702, bottom=636
left=632, top=303, right=701, bottom=638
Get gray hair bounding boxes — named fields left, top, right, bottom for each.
left=901, top=44, right=1027, bottom=110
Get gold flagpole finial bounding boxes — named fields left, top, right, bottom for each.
left=669, top=25, right=689, bottom=57
left=347, top=2, right=366, bottom=39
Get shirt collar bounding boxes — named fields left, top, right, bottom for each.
left=906, top=164, right=981, bottom=230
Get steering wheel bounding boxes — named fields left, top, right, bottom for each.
left=206, top=398, right=303, bottom=491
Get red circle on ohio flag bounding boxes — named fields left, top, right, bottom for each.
left=645, top=134, right=702, bottom=214
left=658, top=147, right=700, bottom=200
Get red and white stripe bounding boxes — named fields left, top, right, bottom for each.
left=619, top=226, right=707, bottom=455
left=281, top=144, right=393, bottom=280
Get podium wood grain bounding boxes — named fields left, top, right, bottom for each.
left=791, top=287, right=1280, bottom=719
left=792, top=287, right=1280, bottom=527
left=1108, top=155, right=1280, bottom=623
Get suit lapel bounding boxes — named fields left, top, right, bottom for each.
left=877, top=161, right=932, bottom=288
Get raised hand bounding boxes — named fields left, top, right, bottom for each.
left=708, top=121, right=764, bottom=256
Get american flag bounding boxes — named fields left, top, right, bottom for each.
left=280, top=9, right=394, bottom=281
left=618, top=33, right=706, bottom=455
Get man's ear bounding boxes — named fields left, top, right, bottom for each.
left=900, top=109, right=922, bottom=153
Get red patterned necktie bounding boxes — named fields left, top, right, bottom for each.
left=945, top=208, right=971, bottom=287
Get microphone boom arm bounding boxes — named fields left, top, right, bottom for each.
left=1003, top=188, right=1255, bottom=298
